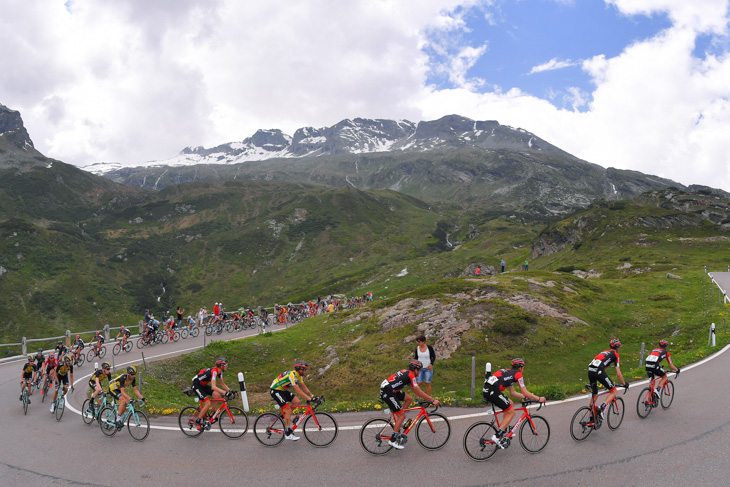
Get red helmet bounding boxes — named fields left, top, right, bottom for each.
left=511, top=358, right=526, bottom=368
left=215, top=357, right=228, bottom=368
left=294, top=361, right=308, bottom=372
left=659, top=339, right=669, bottom=347
left=610, top=338, right=622, bottom=349
left=408, top=360, right=423, bottom=372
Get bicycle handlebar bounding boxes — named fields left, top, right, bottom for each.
left=520, top=399, right=546, bottom=411
left=416, top=400, right=440, bottom=413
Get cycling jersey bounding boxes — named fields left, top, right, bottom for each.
left=380, top=369, right=417, bottom=392
left=22, top=362, right=36, bottom=378
left=56, top=363, right=73, bottom=377
left=34, top=353, right=44, bottom=367
left=55, top=345, right=68, bottom=356
left=109, top=373, right=136, bottom=391
left=93, top=335, right=105, bottom=344
left=44, top=357, right=58, bottom=371
left=88, top=369, right=110, bottom=388
left=588, top=350, right=620, bottom=370
left=270, top=370, right=303, bottom=391
left=73, top=339, right=85, bottom=350
left=193, top=367, right=223, bottom=386
left=483, top=367, right=524, bottom=392
left=646, top=348, right=673, bottom=368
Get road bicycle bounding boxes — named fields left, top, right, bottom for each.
left=254, top=396, right=338, bottom=447
left=112, top=339, right=133, bottom=355
left=159, top=326, right=180, bottom=344
left=204, top=320, right=225, bottom=336
left=40, top=375, right=52, bottom=403
left=463, top=399, right=550, bottom=461
left=637, top=370, right=679, bottom=418
left=86, top=343, right=107, bottom=361
left=359, top=400, right=450, bottom=455
left=179, top=324, right=200, bottom=339
left=52, top=382, right=71, bottom=421
left=570, top=383, right=627, bottom=441
left=82, top=392, right=117, bottom=425
left=99, top=399, right=150, bottom=441
left=70, top=349, right=85, bottom=367
left=21, top=381, right=32, bottom=415
left=178, top=391, right=249, bottom=438
left=136, top=331, right=158, bottom=348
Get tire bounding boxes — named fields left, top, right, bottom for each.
left=303, top=412, right=338, bottom=447
left=519, top=415, right=550, bottom=453
left=180, top=328, right=189, bottom=339
left=22, top=391, right=28, bottom=415
left=359, top=418, right=394, bottom=455
left=55, top=396, right=65, bottom=421
left=463, top=421, right=499, bottom=461
left=172, top=331, right=180, bottom=342
left=607, top=397, right=625, bottom=430
left=205, top=326, right=212, bottom=336
left=226, top=323, right=234, bottom=333
left=87, top=349, right=95, bottom=361
left=98, top=346, right=106, bottom=358
left=160, top=333, right=169, bottom=345
left=113, top=343, right=122, bottom=356
left=569, top=406, right=594, bottom=441
left=636, top=387, right=654, bottom=418
left=190, top=327, right=200, bottom=338
left=136, top=338, right=146, bottom=349
left=123, top=341, right=133, bottom=353
left=82, top=399, right=95, bottom=425
left=253, top=412, right=286, bottom=447
left=99, top=406, right=118, bottom=436
left=41, top=382, right=49, bottom=403
left=128, top=410, right=150, bottom=441
left=219, top=406, right=249, bottom=438
left=78, top=354, right=86, bottom=367
left=178, top=406, right=204, bottom=437
left=415, top=412, right=450, bottom=450
left=661, top=380, right=675, bottom=409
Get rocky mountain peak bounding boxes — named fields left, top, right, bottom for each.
left=0, top=104, right=45, bottom=171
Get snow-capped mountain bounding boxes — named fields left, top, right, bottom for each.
left=83, top=115, right=568, bottom=175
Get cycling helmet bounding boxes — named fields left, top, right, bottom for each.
left=610, top=338, right=622, bottom=349
left=49, top=351, right=56, bottom=358
left=28, top=355, right=34, bottom=361
left=294, top=361, right=308, bottom=372
left=57, top=340, right=62, bottom=345
left=37, top=348, right=43, bottom=353
left=215, top=357, right=228, bottom=368
left=511, top=358, right=526, bottom=368
left=101, top=362, right=111, bottom=369
left=63, top=355, right=71, bottom=363
left=408, top=360, right=423, bottom=372
left=127, top=366, right=136, bottom=375
left=659, top=339, right=669, bottom=348
left=121, top=325, right=125, bottom=330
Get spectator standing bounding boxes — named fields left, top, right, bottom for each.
left=475, top=266, right=481, bottom=276
left=524, top=259, right=529, bottom=271
left=414, top=335, right=436, bottom=396
left=176, top=306, right=184, bottom=327
left=143, top=309, right=151, bottom=325
left=213, top=303, right=220, bottom=317
left=501, top=259, right=506, bottom=273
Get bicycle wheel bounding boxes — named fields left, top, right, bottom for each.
left=219, top=406, right=249, bottom=438
left=463, top=421, right=499, bottom=461
left=569, top=406, right=594, bottom=441
left=180, top=328, right=189, bottom=339
left=253, top=412, right=286, bottom=447
left=76, top=354, right=85, bottom=367
left=113, top=343, right=121, bottom=355
left=415, top=413, right=451, bottom=450
left=359, top=418, right=395, bottom=455
left=123, top=341, right=133, bottom=353
left=607, top=397, right=624, bottom=430
left=178, top=406, right=204, bottom=437
left=519, top=415, right=550, bottom=453
left=128, top=410, right=150, bottom=441
left=661, top=380, right=675, bottom=409
left=136, top=337, right=146, bottom=349
left=303, top=412, right=338, bottom=447
left=190, top=327, right=200, bottom=338
left=99, top=346, right=106, bottom=358
left=41, top=382, right=49, bottom=403
left=205, top=326, right=212, bottom=336
left=82, top=399, right=96, bottom=425
left=160, top=333, right=169, bottom=344
left=87, top=350, right=96, bottom=361
left=55, top=396, right=65, bottom=421
left=99, top=407, right=118, bottom=436
left=636, top=387, right=654, bottom=418
left=22, top=391, right=28, bottom=415
left=226, top=323, right=234, bottom=333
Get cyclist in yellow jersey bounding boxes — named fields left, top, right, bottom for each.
left=270, top=361, right=317, bottom=441
left=50, top=355, right=74, bottom=413
left=108, top=366, right=146, bottom=428
left=21, top=355, right=36, bottom=403
left=88, top=362, right=112, bottom=416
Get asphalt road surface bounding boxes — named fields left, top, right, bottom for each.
left=2, top=324, right=730, bottom=487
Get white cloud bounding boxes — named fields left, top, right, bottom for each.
left=528, top=58, right=579, bottom=75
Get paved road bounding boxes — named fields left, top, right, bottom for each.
left=2, top=326, right=730, bottom=487
left=709, top=271, right=730, bottom=301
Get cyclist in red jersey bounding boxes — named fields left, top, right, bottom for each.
left=379, top=360, right=441, bottom=450
left=645, top=339, right=679, bottom=395
left=588, top=338, right=628, bottom=418
left=483, top=358, right=545, bottom=444
left=191, top=357, right=233, bottom=431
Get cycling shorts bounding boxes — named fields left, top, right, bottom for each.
left=483, top=387, right=512, bottom=411
left=270, top=388, right=295, bottom=408
left=588, top=368, right=615, bottom=395
left=192, top=381, right=213, bottom=402
left=379, top=386, right=406, bottom=413
left=57, top=374, right=70, bottom=386
left=646, top=365, right=666, bottom=379
left=22, top=372, right=34, bottom=381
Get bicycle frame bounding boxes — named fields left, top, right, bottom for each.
left=487, top=402, right=541, bottom=439
left=266, top=398, right=324, bottom=434
left=389, top=404, right=434, bottom=437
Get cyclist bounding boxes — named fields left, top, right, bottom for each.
left=54, top=340, right=68, bottom=357
left=87, top=361, right=112, bottom=416
left=21, top=355, right=36, bottom=403
left=91, top=331, right=105, bottom=355
left=108, top=366, right=146, bottom=428
left=588, top=338, right=628, bottom=419
left=380, top=360, right=441, bottom=450
left=270, top=361, right=318, bottom=441
left=50, top=355, right=74, bottom=413
left=191, top=358, right=234, bottom=431
left=645, top=339, right=680, bottom=395
left=71, top=335, right=85, bottom=362
left=33, top=348, right=45, bottom=384
left=482, top=358, right=545, bottom=447
left=116, top=325, right=131, bottom=347
left=42, top=351, right=58, bottom=393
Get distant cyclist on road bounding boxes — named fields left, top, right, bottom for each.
left=88, top=361, right=112, bottom=417
left=50, top=355, right=74, bottom=413
left=71, top=335, right=85, bottom=362
left=588, top=339, right=628, bottom=419
left=380, top=360, right=441, bottom=450
left=21, top=355, right=36, bottom=403
left=116, top=325, right=131, bottom=347
left=482, top=358, right=545, bottom=447
left=270, top=361, right=317, bottom=441
left=645, top=339, right=680, bottom=395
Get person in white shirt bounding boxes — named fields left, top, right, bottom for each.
left=414, top=335, right=436, bottom=396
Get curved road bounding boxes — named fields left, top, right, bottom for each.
left=2, top=326, right=729, bottom=487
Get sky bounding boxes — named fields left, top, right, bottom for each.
left=2, top=0, right=730, bottom=191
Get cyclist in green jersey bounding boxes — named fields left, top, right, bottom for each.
left=270, top=361, right=317, bottom=441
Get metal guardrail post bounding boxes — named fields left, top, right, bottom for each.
left=639, top=342, right=645, bottom=366
left=22, top=336, right=27, bottom=356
